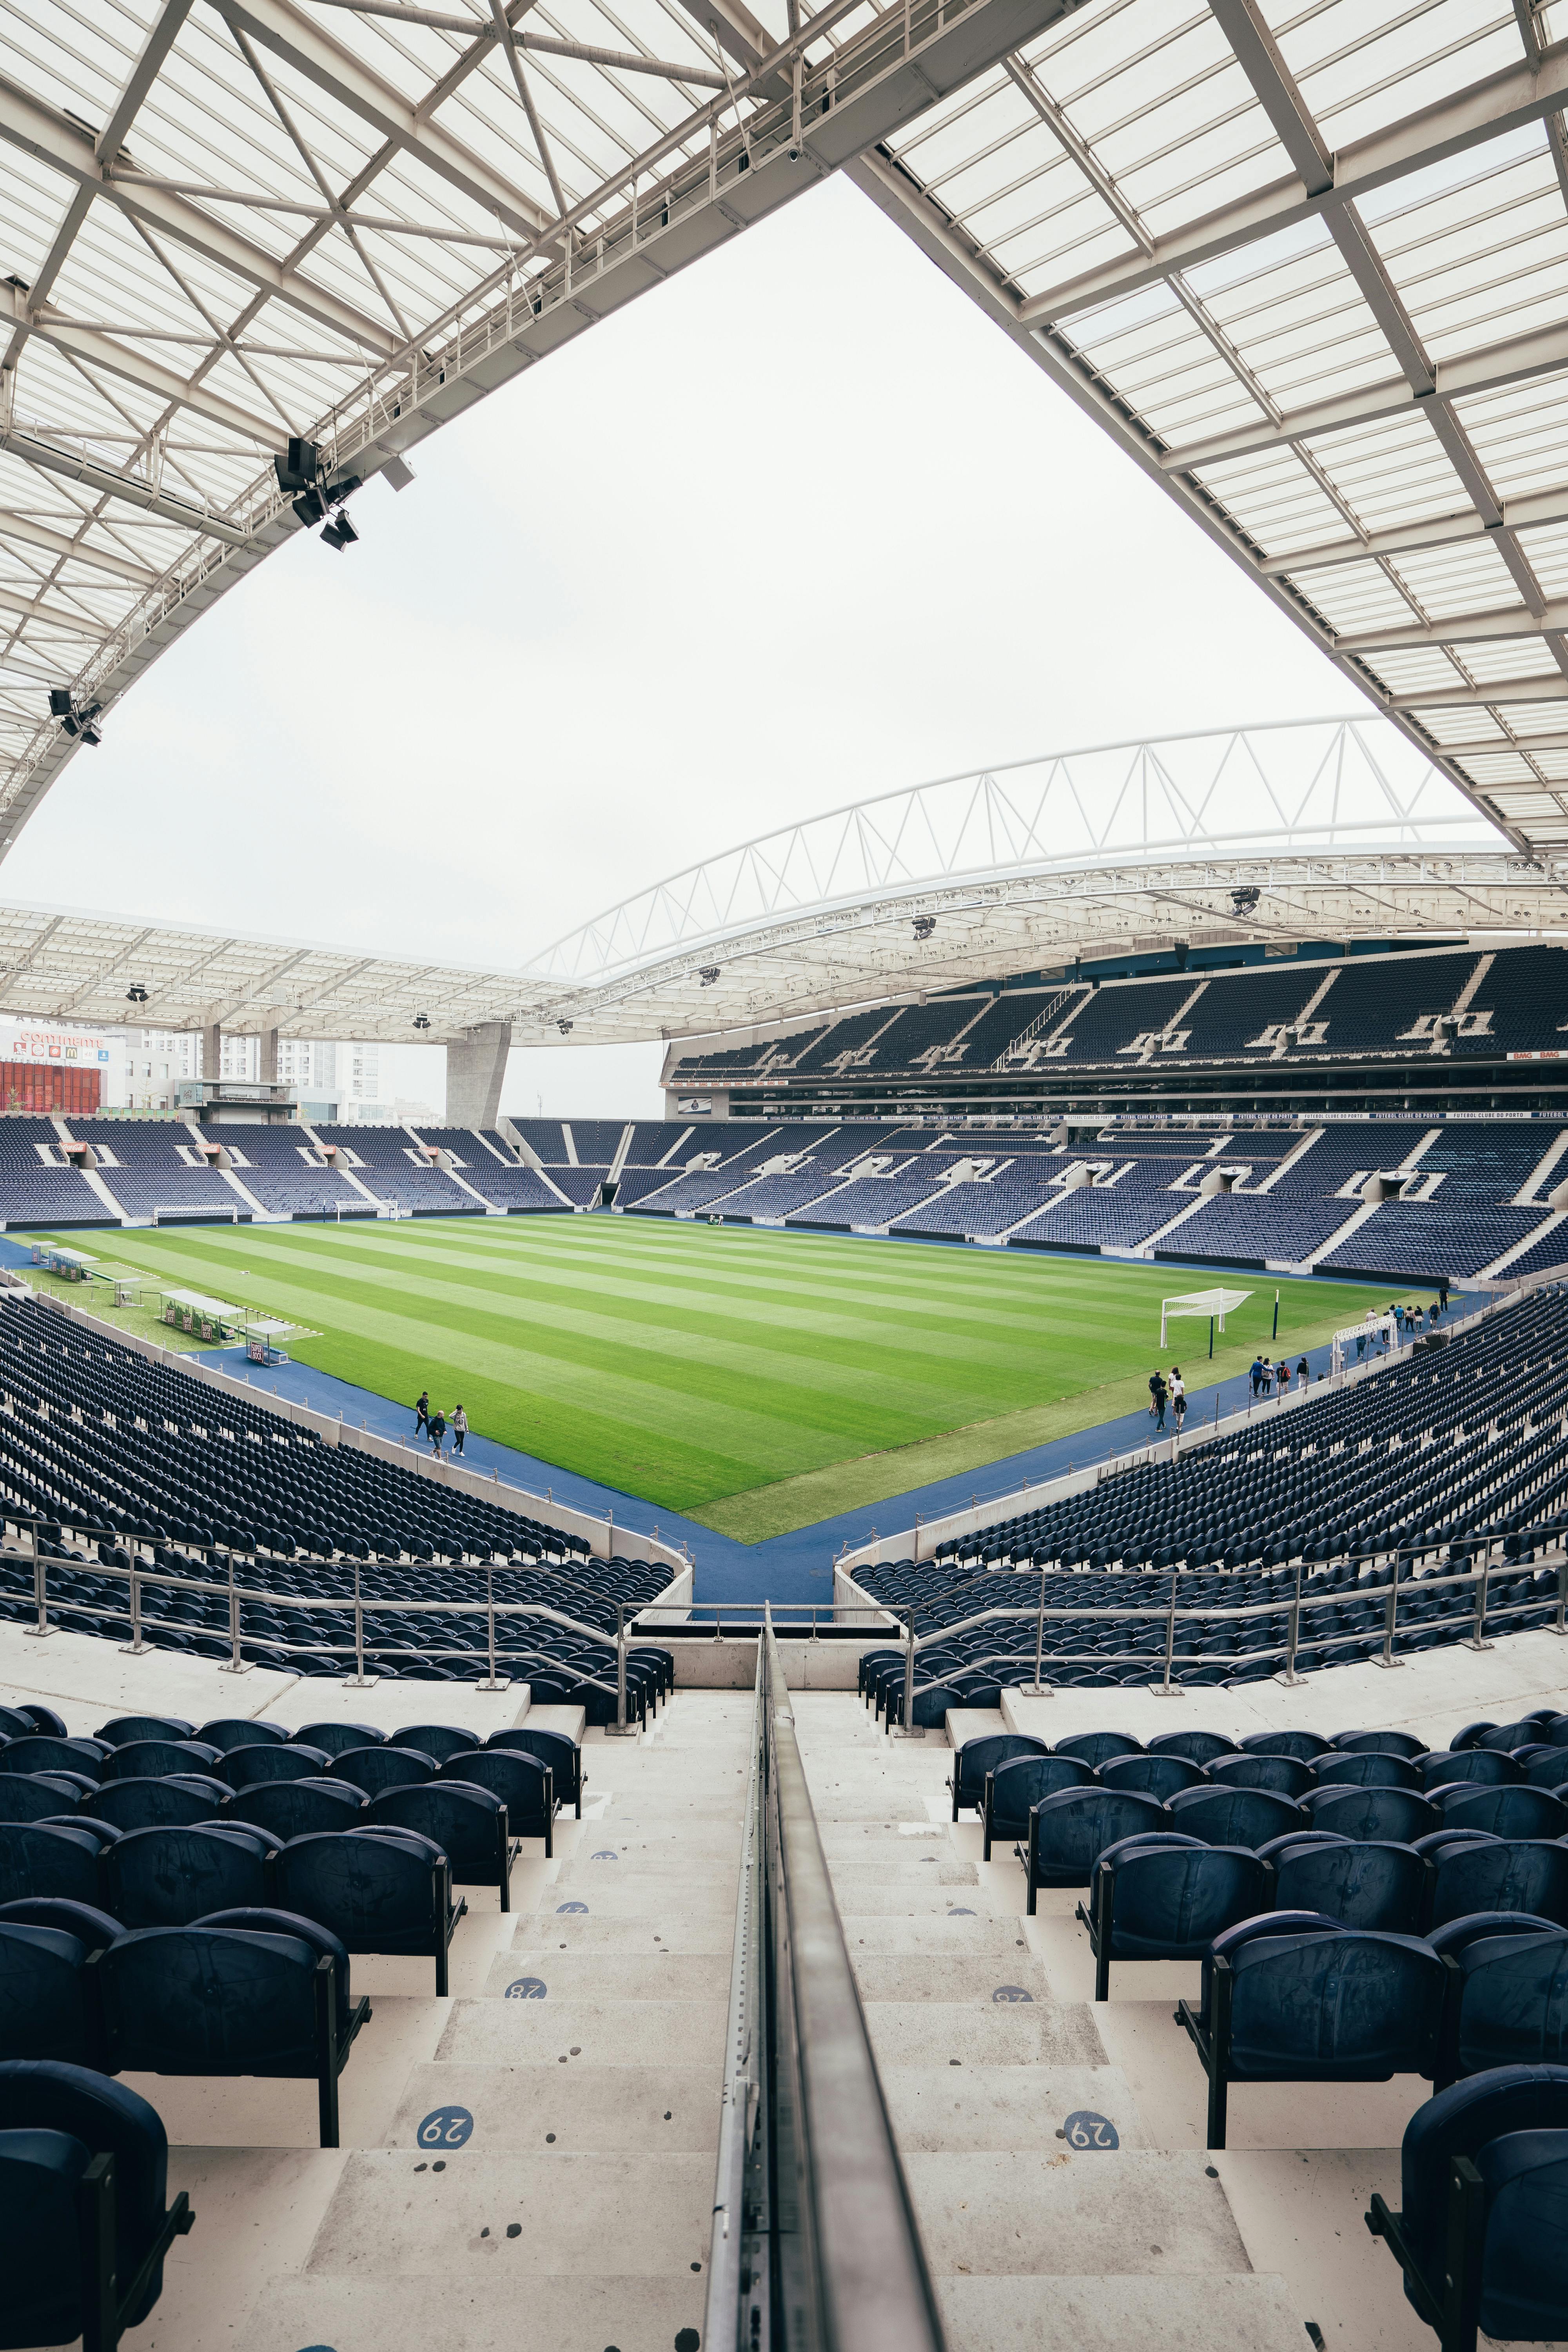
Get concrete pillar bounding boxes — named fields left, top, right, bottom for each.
left=261, top=1027, right=279, bottom=1083
left=445, top=1021, right=512, bottom=1127
left=202, top=1020, right=221, bottom=1083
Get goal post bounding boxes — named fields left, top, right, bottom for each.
left=1159, top=1285, right=1252, bottom=1349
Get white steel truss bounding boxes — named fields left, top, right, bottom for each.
left=4, top=716, right=1563, bottom=1046
left=0, top=0, right=1072, bottom=850
left=514, top=712, right=1568, bottom=1038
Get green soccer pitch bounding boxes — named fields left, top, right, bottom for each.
left=40, top=1214, right=1401, bottom=1541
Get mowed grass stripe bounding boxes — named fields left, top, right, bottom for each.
left=96, top=1228, right=873, bottom=1481
left=98, top=1226, right=1026, bottom=1435
left=78, top=1218, right=1392, bottom=1524
left=111, top=1222, right=1078, bottom=1428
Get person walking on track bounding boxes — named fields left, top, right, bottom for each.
left=428, top=1408, right=447, bottom=1457
left=414, top=1389, right=430, bottom=1441
left=451, top=1404, right=468, bottom=1457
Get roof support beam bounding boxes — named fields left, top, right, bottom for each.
left=1207, top=0, right=1556, bottom=653
left=0, top=423, right=254, bottom=545
left=1018, top=43, right=1568, bottom=327
left=0, top=78, right=397, bottom=358
left=1263, top=483, right=1568, bottom=577
left=1338, top=599, right=1568, bottom=655
left=202, top=0, right=554, bottom=238
left=0, top=512, right=155, bottom=586
left=0, top=581, right=107, bottom=635
left=846, top=145, right=1539, bottom=849
left=1387, top=674, right=1568, bottom=709
left=1, top=288, right=280, bottom=444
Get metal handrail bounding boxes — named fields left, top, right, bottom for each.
left=705, top=1609, right=946, bottom=2352
left=0, top=1508, right=669, bottom=1719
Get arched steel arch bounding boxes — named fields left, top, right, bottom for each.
left=502, top=716, right=1568, bottom=1043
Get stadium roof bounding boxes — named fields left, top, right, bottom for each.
left=0, top=898, right=521, bottom=1042
left=5, top=717, right=1568, bottom=1046
left=8, top=8, right=1568, bottom=868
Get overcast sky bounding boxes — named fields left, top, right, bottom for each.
left=16, top=173, right=1365, bottom=1119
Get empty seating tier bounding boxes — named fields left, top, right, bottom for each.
left=851, top=1287, right=1568, bottom=1689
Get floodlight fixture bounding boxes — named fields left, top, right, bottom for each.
left=125, top=983, right=149, bottom=1004
left=274, top=438, right=320, bottom=494
left=412, top=1013, right=430, bottom=1031
left=557, top=1018, right=573, bottom=1034
left=47, top=687, right=103, bottom=744
left=698, top=966, right=720, bottom=986
left=912, top=914, right=935, bottom=940
left=1231, top=885, right=1261, bottom=915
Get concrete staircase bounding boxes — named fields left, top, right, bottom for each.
left=116, top=1690, right=751, bottom=2352
left=790, top=1692, right=1316, bottom=2352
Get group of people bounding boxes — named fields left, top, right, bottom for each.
left=1247, top=1353, right=1311, bottom=1400
left=413, top=1390, right=469, bottom=1457
left=1147, top=1366, right=1188, bottom=1431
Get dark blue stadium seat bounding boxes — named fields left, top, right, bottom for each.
left=1242, top=1730, right=1332, bottom=1761
left=1206, top=1753, right=1315, bottom=1798
left=196, top=1720, right=289, bottom=1754
left=367, top=1782, right=513, bottom=1908
left=394, top=1724, right=490, bottom=1765
left=1098, top=1753, right=1207, bottom=1801
left=275, top=1828, right=463, bottom=1995
left=105, top=1826, right=269, bottom=1928
left=0, top=1777, right=87, bottom=1826
left=1025, top=1788, right=1167, bottom=1909
left=1368, top=2064, right=1568, bottom=2350
left=1081, top=1837, right=1270, bottom=2000
left=487, top=1727, right=584, bottom=1816
left=1419, top=1749, right=1522, bottom=1789
left=1429, top=1841, right=1568, bottom=1930
left=0, top=1900, right=120, bottom=1948
left=436, top=1751, right=554, bottom=1851
left=0, top=1736, right=107, bottom=1782
left=292, top=1722, right=384, bottom=1760
left=1053, top=1731, right=1145, bottom=1768
left=98, top=1914, right=369, bottom=2146
left=1272, top=1838, right=1427, bottom=1932
left=223, top=1743, right=333, bottom=1791
left=0, top=2058, right=193, bottom=2352
left=0, top=1924, right=98, bottom=2063
left=1440, top=1786, right=1568, bottom=1840
left=947, top=1732, right=1049, bottom=1819
left=982, top=1755, right=1095, bottom=1860
left=1334, top=1729, right=1426, bottom=1759
left=1305, top=1786, right=1441, bottom=1844
left=100, top=1741, right=222, bottom=1784
left=1167, top=1786, right=1305, bottom=1848
left=0, top=1823, right=103, bottom=1907
left=229, top=1782, right=365, bottom=1841
left=87, top=1780, right=231, bottom=1833
left=1444, top=1926, right=1568, bottom=2083
left=1148, top=1730, right=1239, bottom=1766
left=96, top=1715, right=195, bottom=1748
left=330, top=1746, right=434, bottom=1797
left=1313, top=1751, right=1423, bottom=1792
left=1180, top=1924, right=1448, bottom=2146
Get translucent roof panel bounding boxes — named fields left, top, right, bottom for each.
left=13, top=0, right=1568, bottom=875
left=2, top=0, right=1077, bottom=847
left=862, top=0, right=1568, bottom=857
